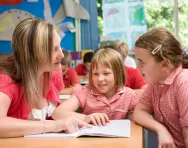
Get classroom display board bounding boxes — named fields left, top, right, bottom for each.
left=0, top=0, right=75, bottom=54
left=102, top=0, right=147, bottom=50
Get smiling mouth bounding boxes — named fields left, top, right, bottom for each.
left=98, top=84, right=107, bottom=87
left=55, top=62, right=60, bottom=64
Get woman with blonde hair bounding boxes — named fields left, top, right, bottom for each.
left=0, top=18, right=91, bottom=138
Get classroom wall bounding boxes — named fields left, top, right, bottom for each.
left=0, top=0, right=75, bottom=54
left=0, top=0, right=99, bottom=54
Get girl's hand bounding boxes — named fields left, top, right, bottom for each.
left=157, top=126, right=177, bottom=148
left=84, top=113, right=109, bottom=126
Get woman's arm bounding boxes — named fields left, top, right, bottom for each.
left=0, top=92, right=91, bottom=137
left=0, top=92, right=55, bottom=137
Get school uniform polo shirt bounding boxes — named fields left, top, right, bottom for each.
left=63, top=68, right=80, bottom=88
left=125, top=66, right=147, bottom=89
left=140, top=66, right=188, bottom=148
left=0, top=71, right=64, bottom=120
left=70, top=84, right=139, bottom=120
left=75, top=64, right=87, bottom=76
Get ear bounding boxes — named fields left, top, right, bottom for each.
left=161, top=59, right=171, bottom=69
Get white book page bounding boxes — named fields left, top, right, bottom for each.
left=80, top=120, right=130, bottom=137
left=24, top=120, right=130, bottom=138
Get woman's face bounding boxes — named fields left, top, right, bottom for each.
left=40, top=30, right=64, bottom=73
left=51, top=30, right=64, bottom=71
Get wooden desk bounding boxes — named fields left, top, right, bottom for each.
left=0, top=122, right=143, bottom=148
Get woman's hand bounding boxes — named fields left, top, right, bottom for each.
left=52, top=116, right=93, bottom=133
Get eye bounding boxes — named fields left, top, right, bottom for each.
left=92, top=72, right=98, bottom=76
left=140, top=62, right=145, bottom=65
left=138, top=60, right=145, bottom=66
left=54, top=46, right=61, bottom=52
left=104, top=72, right=110, bottom=76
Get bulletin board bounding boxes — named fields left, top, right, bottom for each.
left=103, top=0, right=147, bottom=51
left=0, top=0, right=76, bottom=54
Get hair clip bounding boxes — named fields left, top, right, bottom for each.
left=152, top=45, right=162, bottom=55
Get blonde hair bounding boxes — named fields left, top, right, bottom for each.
left=101, top=41, right=129, bottom=60
left=135, top=28, right=186, bottom=67
left=89, top=48, right=125, bottom=91
left=61, top=50, right=71, bottom=66
left=117, top=42, right=129, bottom=59
left=0, top=18, right=54, bottom=107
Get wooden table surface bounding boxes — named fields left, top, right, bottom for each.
left=0, top=122, right=143, bottom=148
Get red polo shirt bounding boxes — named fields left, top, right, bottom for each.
left=75, top=64, right=87, bottom=76
left=63, top=68, right=80, bottom=88
left=125, top=66, right=146, bottom=89
left=0, top=71, right=64, bottom=120
left=71, top=85, right=139, bottom=120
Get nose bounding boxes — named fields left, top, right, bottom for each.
left=60, top=49, right=64, bottom=59
left=98, top=74, right=104, bottom=81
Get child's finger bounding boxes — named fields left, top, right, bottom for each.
left=104, top=114, right=110, bottom=122
left=172, top=143, right=177, bottom=148
left=100, top=115, right=106, bottom=126
left=158, top=144, right=162, bottom=148
left=90, top=115, right=98, bottom=126
left=95, top=115, right=102, bottom=126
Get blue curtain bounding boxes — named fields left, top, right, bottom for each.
left=80, top=0, right=99, bottom=50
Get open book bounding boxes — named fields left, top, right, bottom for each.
left=25, top=120, right=131, bottom=138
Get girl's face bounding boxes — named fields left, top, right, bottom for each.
left=92, top=63, right=116, bottom=99
left=134, top=47, right=168, bottom=82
